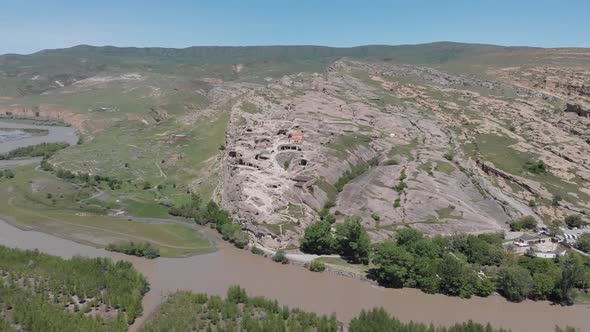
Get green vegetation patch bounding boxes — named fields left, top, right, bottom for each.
left=0, top=142, right=70, bottom=160
left=240, top=101, right=260, bottom=114
left=463, top=133, right=590, bottom=206
left=287, top=203, right=305, bottom=220
left=315, top=177, right=337, bottom=204
left=126, top=200, right=170, bottom=218
left=388, top=138, right=419, bottom=161
left=263, top=221, right=299, bottom=236
left=464, top=133, right=532, bottom=175
left=334, top=158, right=378, bottom=192
left=349, top=308, right=509, bottom=332
left=326, top=132, right=372, bottom=160
left=106, top=241, right=160, bottom=259
left=0, top=167, right=214, bottom=257
left=419, top=161, right=433, bottom=176
left=51, top=110, right=229, bottom=205
left=435, top=161, right=455, bottom=174
left=141, top=286, right=340, bottom=332
left=436, top=205, right=462, bottom=220
left=371, top=228, right=590, bottom=305
left=0, top=245, right=148, bottom=329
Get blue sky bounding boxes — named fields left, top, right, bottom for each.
left=1, top=0, right=589, bottom=54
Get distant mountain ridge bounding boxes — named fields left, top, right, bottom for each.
left=5, top=42, right=513, bottom=57
left=2, top=42, right=542, bottom=64
left=1, top=42, right=588, bottom=97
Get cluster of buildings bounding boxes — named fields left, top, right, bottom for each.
left=512, top=234, right=566, bottom=258
left=511, top=225, right=590, bottom=259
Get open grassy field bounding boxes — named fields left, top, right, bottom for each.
left=315, top=256, right=370, bottom=274
left=462, top=133, right=590, bottom=206
left=0, top=166, right=214, bottom=257
left=51, top=109, right=229, bottom=202
left=326, top=132, right=372, bottom=160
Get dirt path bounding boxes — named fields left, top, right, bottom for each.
left=78, top=187, right=106, bottom=202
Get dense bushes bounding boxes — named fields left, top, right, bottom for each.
left=0, top=169, right=14, bottom=179
left=300, top=216, right=370, bottom=265
left=370, top=228, right=590, bottom=304
left=309, top=259, right=326, bottom=272
left=0, top=142, right=69, bottom=160
left=0, top=285, right=128, bottom=331
left=250, top=246, right=265, bottom=255
left=509, top=216, right=537, bottom=231
left=169, top=196, right=249, bottom=249
left=349, top=308, right=508, bottom=332
left=499, top=265, right=533, bottom=302
left=577, top=233, right=590, bottom=253
left=203, top=201, right=248, bottom=248
left=523, top=160, right=547, bottom=174
left=141, top=286, right=340, bottom=332
left=40, top=160, right=124, bottom=190
left=0, top=246, right=149, bottom=328
left=334, top=158, right=378, bottom=192
left=143, top=288, right=518, bottom=332
left=106, top=242, right=160, bottom=259
left=168, top=193, right=203, bottom=219
left=300, top=219, right=590, bottom=304
left=300, top=220, right=335, bottom=254
left=335, top=216, right=371, bottom=264
left=565, top=215, right=586, bottom=228
left=272, top=250, right=288, bottom=264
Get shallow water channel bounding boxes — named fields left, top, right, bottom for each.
left=0, top=120, right=78, bottom=154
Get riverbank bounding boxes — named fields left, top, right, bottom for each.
left=0, top=218, right=587, bottom=332
left=0, top=120, right=78, bottom=154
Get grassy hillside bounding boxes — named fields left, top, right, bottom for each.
left=0, top=42, right=558, bottom=96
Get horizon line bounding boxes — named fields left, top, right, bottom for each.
left=4, top=40, right=589, bottom=57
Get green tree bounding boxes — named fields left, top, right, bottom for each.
left=395, top=228, right=423, bottom=246
left=335, top=216, right=371, bottom=264
left=300, top=220, right=335, bottom=254
left=474, top=277, right=496, bottom=297
left=530, top=273, right=556, bottom=300
left=565, top=215, right=586, bottom=228
left=557, top=254, right=585, bottom=305
left=499, top=265, right=533, bottom=302
left=309, top=259, right=326, bottom=272
left=372, top=241, right=416, bottom=288
left=227, top=285, right=248, bottom=303
left=437, top=254, right=474, bottom=298
left=3, top=169, right=14, bottom=179
left=349, top=307, right=509, bottom=332
left=510, top=216, right=537, bottom=231
left=576, top=233, right=590, bottom=253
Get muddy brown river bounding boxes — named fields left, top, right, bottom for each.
left=0, top=219, right=587, bottom=331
